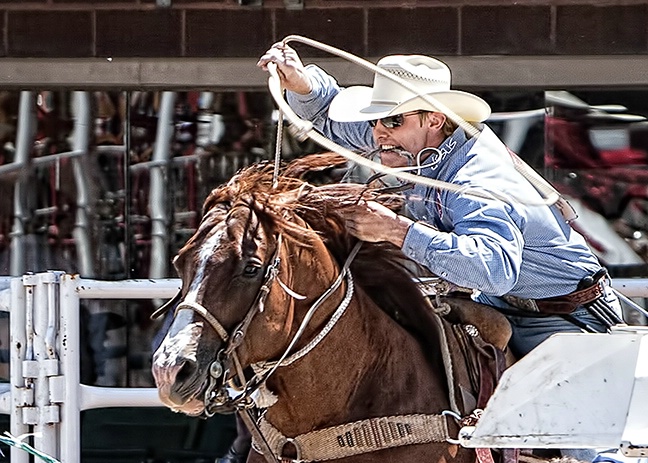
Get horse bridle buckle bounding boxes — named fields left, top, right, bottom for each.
left=209, top=360, right=224, bottom=379
left=279, top=437, right=303, bottom=463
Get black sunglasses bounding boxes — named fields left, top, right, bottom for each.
left=368, top=111, right=425, bottom=129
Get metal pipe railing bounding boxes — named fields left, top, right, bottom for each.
left=9, top=276, right=29, bottom=463
left=71, top=92, right=95, bottom=278
left=59, top=274, right=175, bottom=462
left=33, top=273, right=59, bottom=458
left=9, top=91, right=36, bottom=277
left=148, top=91, right=177, bottom=280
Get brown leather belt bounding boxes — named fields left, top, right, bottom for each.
left=503, top=281, right=606, bottom=315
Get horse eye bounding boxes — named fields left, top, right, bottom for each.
left=243, top=263, right=261, bottom=277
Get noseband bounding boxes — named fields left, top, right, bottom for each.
left=173, top=232, right=284, bottom=413
left=176, top=231, right=360, bottom=416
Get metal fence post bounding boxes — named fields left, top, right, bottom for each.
left=59, top=274, right=81, bottom=463
left=9, top=276, right=29, bottom=463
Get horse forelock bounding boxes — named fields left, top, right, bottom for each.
left=201, top=177, right=317, bottom=249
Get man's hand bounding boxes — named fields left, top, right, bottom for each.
left=257, top=43, right=313, bottom=95
left=338, top=201, right=413, bottom=247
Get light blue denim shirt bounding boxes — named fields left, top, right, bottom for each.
left=288, top=65, right=601, bottom=299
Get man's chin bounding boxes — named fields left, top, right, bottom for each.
left=380, top=149, right=412, bottom=168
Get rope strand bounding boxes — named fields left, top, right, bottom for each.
left=267, top=35, right=576, bottom=217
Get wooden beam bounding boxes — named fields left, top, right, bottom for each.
left=0, top=56, right=647, bottom=90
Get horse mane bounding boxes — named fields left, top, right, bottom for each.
left=201, top=155, right=440, bottom=350
left=291, top=182, right=438, bottom=348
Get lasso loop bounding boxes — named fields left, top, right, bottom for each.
left=267, top=35, right=575, bottom=217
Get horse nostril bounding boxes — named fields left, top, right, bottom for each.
left=175, top=358, right=197, bottom=384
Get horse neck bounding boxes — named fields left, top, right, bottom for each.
left=280, top=236, right=345, bottom=337
left=265, top=278, right=450, bottom=436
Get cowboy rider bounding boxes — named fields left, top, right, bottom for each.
left=257, top=42, right=625, bottom=462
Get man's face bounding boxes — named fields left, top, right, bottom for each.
left=370, top=111, right=446, bottom=163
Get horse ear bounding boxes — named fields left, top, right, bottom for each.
left=150, top=289, right=182, bottom=320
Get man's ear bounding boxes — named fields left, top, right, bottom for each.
left=427, top=112, right=446, bottom=130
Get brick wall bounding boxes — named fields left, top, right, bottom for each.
left=1, top=1, right=647, bottom=59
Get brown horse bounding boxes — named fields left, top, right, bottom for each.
left=152, top=157, right=508, bottom=463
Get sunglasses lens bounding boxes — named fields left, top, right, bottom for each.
left=382, top=116, right=396, bottom=128
left=369, top=115, right=403, bottom=129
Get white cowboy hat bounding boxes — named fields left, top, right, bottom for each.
left=328, top=55, right=491, bottom=123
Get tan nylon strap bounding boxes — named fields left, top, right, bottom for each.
left=175, top=301, right=230, bottom=342
left=253, top=414, right=450, bottom=462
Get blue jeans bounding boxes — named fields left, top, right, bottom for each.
left=505, top=307, right=606, bottom=357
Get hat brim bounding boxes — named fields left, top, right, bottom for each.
left=328, top=86, right=491, bottom=123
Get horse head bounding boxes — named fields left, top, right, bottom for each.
left=152, top=166, right=343, bottom=417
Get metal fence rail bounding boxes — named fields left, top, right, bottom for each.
left=2, top=273, right=182, bottom=463
left=0, top=272, right=646, bottom=462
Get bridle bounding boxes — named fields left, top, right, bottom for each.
left=154, top=199, right=362, bottom=463
left=174, top=228, right=361, bottom=416
left=174, top=231, right=284, bottom=413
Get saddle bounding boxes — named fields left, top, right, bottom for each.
left=429, top=295, right=512, bottom=415
left=425, top=293, right=519, bottom=463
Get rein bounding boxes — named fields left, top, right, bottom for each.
left=252, top=242, right=360, bottom=373
left=218, top=241, right=361, bottom=412
left=175, top=231, right=362, bottom=417
left=253, top=271, right=354, bottom=372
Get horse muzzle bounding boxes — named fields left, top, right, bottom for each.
left=151, top=356, right=207, bottom=413
left=152, top=321, right=213, bottom=414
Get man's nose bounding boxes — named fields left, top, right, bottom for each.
left=371, top=121, right=389, bottom=137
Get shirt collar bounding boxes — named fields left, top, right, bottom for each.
left=419, top=127, right=469, bottom=172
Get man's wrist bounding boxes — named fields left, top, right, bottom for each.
left=393, top=215, right=414, bottom=248
left=294, top=75, right=313, bottom=95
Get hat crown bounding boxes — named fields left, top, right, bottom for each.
left=327, top=54, right=491, bottom=123
left=371, top=55, right=451, bottom=106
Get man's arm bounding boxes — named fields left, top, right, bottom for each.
left=258, top=43, right=374, bottom=152
left=401, top=194, right=525, bottom=296
left=286, top=66, right=375, bottom=151
left=339, top=195, right=525, bottom=296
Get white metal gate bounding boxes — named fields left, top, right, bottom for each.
left=5, top=272, right=180, bottom=463
left=0, top=272, right=647, bottom=462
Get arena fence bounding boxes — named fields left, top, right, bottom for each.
left=3, top=272, right=180, bottom=463
left=0, top=272, right=647, bottom=462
